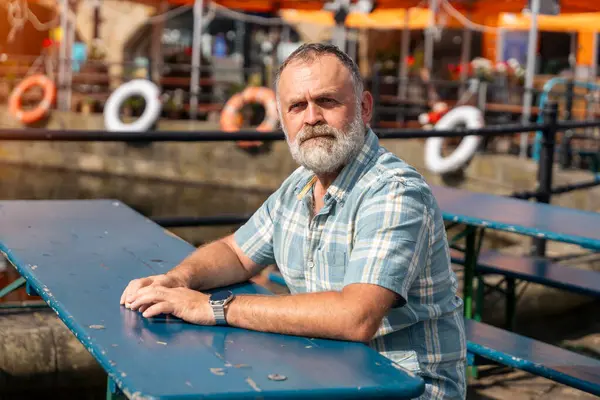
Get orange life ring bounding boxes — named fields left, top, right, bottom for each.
left=8, top=74, right=56, bottom=125
left=220, top=86, right=278, bottom=149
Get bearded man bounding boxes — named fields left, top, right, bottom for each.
left=121, top=43, right=466, bottom=399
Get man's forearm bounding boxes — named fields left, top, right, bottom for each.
left=226, top=291, right=377, bottom=343
left=167, top=239, right=254, bottom=291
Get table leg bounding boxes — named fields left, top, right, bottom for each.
left=0, top=276, right=26, bottom=300
left=476, top=275, right=485, bottom=322
left=505, top=278, right=516, bottom=331
left=463, top=227, right=477, bottom=319
left=106, top=377, right=127, bottom=400
left=474, top=228, right=486, bottom=322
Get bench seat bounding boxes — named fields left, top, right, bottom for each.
left=267, top=268, right=600, bottom=395
left=466, top=319, right=600, bottom=396
left=450, top=249, right=600, bottom=297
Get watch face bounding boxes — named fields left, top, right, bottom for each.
left=211, top=290, right=233, bottom=302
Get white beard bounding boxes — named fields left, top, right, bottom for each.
left=285, top=113, right=366, bottom=175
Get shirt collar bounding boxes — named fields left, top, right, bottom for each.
left=295, top=128, right=381, bottom=203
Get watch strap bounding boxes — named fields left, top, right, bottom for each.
left=209, top=292, right=234, bottom=326
left=212, top=303, right=228, bottom=325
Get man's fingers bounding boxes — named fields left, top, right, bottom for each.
left=120, top=281, right=137, bottom=305
left=142, top=301, right=174, bottom=318
left=128, top=287, right=168, bottom=311
left=138, top=304, right=151, bottom=314
left=124, top=277, right=155, bottom=304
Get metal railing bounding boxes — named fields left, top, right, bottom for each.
left=1, top=101, right=599, bottom=256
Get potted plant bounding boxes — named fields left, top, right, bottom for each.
left=81, top=96, right=95, bottom=115
left=129, top=96, right=145, bottom=117
left=121, top=97, right=133, bottom=118
left=163, top=97, right=182, bottom=119
left=470, top=57, right=495, bottom=83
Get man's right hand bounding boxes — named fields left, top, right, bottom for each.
left=120, top=273, right=188, bottom=308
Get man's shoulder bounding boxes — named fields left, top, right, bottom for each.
left=358, top=148, right=433, bottom=201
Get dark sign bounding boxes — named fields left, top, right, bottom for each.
left=525, top=0, right=560, bottom=15
left=334, top=6, right=349, bottom=25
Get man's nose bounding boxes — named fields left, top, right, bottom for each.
left=303, top=103, right=324, bottom=126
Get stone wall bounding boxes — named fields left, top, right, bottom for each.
left=0, top=310, right=105, bottom=398
left=1, top=106, right=599, bottom=215
left=0, top=163, right=269, bottom=247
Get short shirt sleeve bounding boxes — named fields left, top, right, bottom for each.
left=343, top=180, right=433, bottom=303
left=234, top=190, right=279, bottom=266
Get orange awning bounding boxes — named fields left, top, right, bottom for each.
left=498, top=12, right=600, bottom=33
left=32, top=0, right=600, bottom=14
left=279, top=7, right=433, bottom=30
left=154, top=0, right=327, bottom=12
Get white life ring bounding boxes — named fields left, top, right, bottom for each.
left=104, top=79, right=162, bottom=132
left=424, top=106, right=484, bottom=174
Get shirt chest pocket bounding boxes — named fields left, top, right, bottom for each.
left=311, top=246, right=348, bottom=292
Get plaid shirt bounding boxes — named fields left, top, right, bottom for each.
left=235, top=129, right=466, bottom=399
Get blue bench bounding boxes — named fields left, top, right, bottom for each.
left=450, top=249, right=600, bottom=328
left=266, top=272, right=600, bottom=396
left=466, top=319, right=600, bottom=396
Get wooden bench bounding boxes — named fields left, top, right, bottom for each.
left=267, top=271, right=600, bottom=396
left=466, top=319, right=600, bottom=396
left=450, top=249, right=600, bottom=328
left=451, top=249, right=600, bottom=297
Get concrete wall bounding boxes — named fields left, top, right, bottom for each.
left=1, top=106, right=599, bottom=214
left=0, top=163, right=269, bottom=247
left=0, top=310, right=105, bottom=397
left=2, top=104, right=600, bottom=258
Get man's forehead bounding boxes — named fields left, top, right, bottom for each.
left=278, top=55, right=352, bottom=97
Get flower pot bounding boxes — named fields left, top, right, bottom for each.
left=81, top=103, right=93, bottom=115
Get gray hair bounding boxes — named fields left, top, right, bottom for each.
left=274, top=43, right=364, bottom=107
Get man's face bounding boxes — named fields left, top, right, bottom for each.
left=277, top=55, right=372, bottom=174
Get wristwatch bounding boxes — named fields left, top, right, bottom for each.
left=209, top=290, right=235, bottom=326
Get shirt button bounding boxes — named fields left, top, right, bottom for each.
left=307, top=260, right=314, bottom=269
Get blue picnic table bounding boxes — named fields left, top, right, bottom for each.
left=0, top=199, right=425, bottom=400
left=430, top=185, right=600, bottom=396
left=432, top=185, right=600, bottom=251
left=431, top=184, right=600, bottom=319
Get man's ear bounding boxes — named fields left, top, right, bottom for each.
left=361, top=91, right=374, bottom=125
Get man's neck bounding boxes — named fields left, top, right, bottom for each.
left=310, top=171, right=338, bottom=216
left=314, top=172, right=339, bottom=193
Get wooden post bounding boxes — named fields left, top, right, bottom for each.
left=423, top=0, right=437, bottom=72
left=151, top=0, right=168, bottom=85
left=520, top=0, right=541, bottom=158
left=459, top=27, right=472, bottom=96
left=189, top=0, right=204, bottom=120
left=58, top=0, right=68, bottom=111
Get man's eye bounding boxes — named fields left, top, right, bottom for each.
left=318, top=98, right=336, bottom=105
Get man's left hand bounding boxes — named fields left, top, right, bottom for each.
left=126, top=286, right=215, bottom=325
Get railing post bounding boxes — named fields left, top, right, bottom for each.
left=558, top=130, right=573, bottom=169
left=564, top=79, right=574, bottom=122
left=532, top=101, right=559, bottom=257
